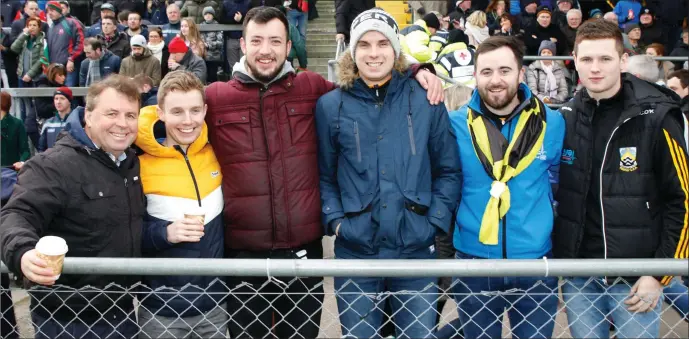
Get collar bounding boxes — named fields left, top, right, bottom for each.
left=92, top=142, right=128, bottom=166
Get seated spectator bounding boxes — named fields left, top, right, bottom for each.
left=670, top=28, right=689, bottom=71
left=625, top=54, right=662, bottom=84
left=134, top=73, right=158, bottom=107
left=526, top=40, right=568, bottom=103
left=552, top=0, right=573, bottom=29
left=400, top=13, right=441, bottom=62
left=646, top=43, right=675, bottom=81
left=523, top=6, right=566, bottom=57
left=126, top=11, right=149, bottom=39
left=33, top=63, right=66, bottom=128
left=167, top=36, right=207, bottom=83
left=120, top=35, right=162, bottom=86
left=485, top=0, right=508, bottom=34
left=181, top=0, right=221, bottom=23
left=518, top=0, right=538, bottom=31
left=639, top=7, right=664, bottom=47
left=613, top=0, right=641, bottom=30
left=87, top=3, right=125, bottom=37
left=148, top=27, right=167, bottom=62
left=494, top=13, right=522, bottom=38
left=179, top=17, right=206, bottom=58
left=200, top=7, right=224, bottom=83
left=145, top=0, right=169, bottom=25
left=589, top=8, right=603, bottom=19
left=561, top=9, right=581, bottom=55
left=624, top=24, right=643, bottom=55
left=37, top=87, right=73, bottom=152
left=79, top=37, right=121, bottom=86
left=97, top=16, right=132, bottom=60
left=465, top=10, right=490, bottom=47
left=0, top=92, right=30, bottom=170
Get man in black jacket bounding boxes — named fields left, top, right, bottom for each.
left=335, top=0, right=375, bottom=43
left=0, top=75, right=144, bottom=339
left=555, top=19, right=689, bottom=338
left=9, top=0, right=49, bottom=41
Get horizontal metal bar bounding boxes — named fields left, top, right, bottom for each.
left=1, top=258, right=687, bottom=277
left=3, top=87, right=89, bottom=97
left=2, top=24, right=241, bottom=34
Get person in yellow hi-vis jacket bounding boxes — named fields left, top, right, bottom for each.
left=400, top=13, right=441, bottom=62
left=432, top=29, right=476, bottom=88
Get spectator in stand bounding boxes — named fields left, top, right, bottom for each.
left=447, top=0, right=473, bottom=30
left=613, top=0, right=641, bottom=30
left=646, top=43, right=675, bottom=82
left=276, top=5, right=307, bottom=70
left=552, top=0, right=573, bottom=29
left=523, top=6, right=566, bottom=58
left=448, top=36, right=563, bottom=339
left=148, top=27, right=166, bottom=62
left=646, top=0, right=687, bottom=54
left=494, top=13, right=522, bottom=38
left=486, top=0, right=508, bottom=34
left=87, top=3, right=125, bottom=38
left=10, top=17, right=45, bottom=128
left=526, top=40, right=568, bottom=103
left=181, top=0, right=221, bottom=23
left=400, top=13, right=441, bottom=62
left=37, top=87, right=73, bottom=152
left=120, top=35, right=161, bottom=85
left=179, top=17, right=206, bottom=58
left=224, top=0, right=250, bottom=69
left=60, top=1, right=86, bottom=31
left=98, top=16, right=132, bottom=59
left=670, top=28, right=689, bottom=71
left=33, top=64, right=66, bottom=146
left=639, top=7, right=664, bottom=48
left=10, top=1, right=49, bottom=41
left=200, top=7, right=223, bottom=83
left=118, top=9, right=132, bottom=26
left=335, top=0, right=375, bottom=43
left=136, top=70, right=228, bottom=339
left=145, top=0, right=169, bottom=25
left=286, top=0, right=308, bottom=41
left=163, top=3, right=182, bottom=44
left=588, top=8, right=602, bottom=19
left=603, top=11, right=617, bottom=24
left=80, top=37, right=122, bottom=86
left=0, top=73, right=144, bottom=339
left=111, top=0, right=147, bottom=17
left=626, top=54, right=663, bottom=85
left=1, top=1, right=24, bottom=28
left=518, top=0, right=538, bottom=31
left=167, top=36, right=206, bottom=83
left=434, top=30, right=476, bottom=87
left=0, top=92, right=30, bottom=170
left=625, top=23, right=643, bottom=55
left=465, top=10, right=490, bottom=47
left=561, top=9, right=581, bottom=56
left=134, top=73, right=158, bottom=106
left=45, top=1, right=84, bottom=87
left=126, top=11, right=149, bottom=39
left=667, top=70, right=689, bottom=148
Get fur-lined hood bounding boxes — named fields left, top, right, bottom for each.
left=336, top=48, right=410, bottom=90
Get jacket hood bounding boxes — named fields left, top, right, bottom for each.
left=466, top=83, right=534, bottom=115
left=336, top=48, right=410, bottom=90
left=134, top=105, right=210, bottom=158
left=231, top=56, right=295, bottom=86
left=63, top=106, right=95, bottom=149
left=102, top=49, right=116, bottom=61
left=132, top=46, right=153, bottom=60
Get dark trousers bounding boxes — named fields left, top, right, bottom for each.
left=32, top=307, right=138, bottom=339
left=1, top=273, right=18, bottom=339
left=225, top=238, right=324, bottom=339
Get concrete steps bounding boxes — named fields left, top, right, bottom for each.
left=306, top=0, right=338, bottom=78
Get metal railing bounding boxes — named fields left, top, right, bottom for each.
left=1, top=257, right=688, bottom=338
left=1, top=24, right=242, bottom=35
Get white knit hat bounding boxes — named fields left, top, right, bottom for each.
left=349, top=9, right=400, bottom=60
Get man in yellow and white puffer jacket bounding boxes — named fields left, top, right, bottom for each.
left=400, top=13, right=442, bottom=63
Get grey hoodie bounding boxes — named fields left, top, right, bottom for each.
left=231, top=56, right=295, bottom=86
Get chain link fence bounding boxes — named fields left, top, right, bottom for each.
left=2, top=251, right=687, bottom=339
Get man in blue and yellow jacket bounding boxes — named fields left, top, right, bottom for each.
left=135, top=70, right=227, bottom=338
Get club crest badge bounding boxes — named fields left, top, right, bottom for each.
left=619, top=147, right=638, bottom=172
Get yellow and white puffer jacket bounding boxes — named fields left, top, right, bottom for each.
left=400, top=20, right=433, bottom=63
left=432, top=42, right=477, bottom=88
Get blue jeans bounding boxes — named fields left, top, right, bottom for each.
left=451, top=251, right=559, bottom=339
left=32, top=308, right=138, bottom=339
left=334, top=249, right=437, bottom=338
left=562, top=277, right=662, bottom=338
left=287, top=9, right=307, bottom=41
left=664, top=277, right=689, bottom=320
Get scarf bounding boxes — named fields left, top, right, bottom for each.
left=467, top=96, right=547, bottom=245
left=541, top=62, right=558, bottom=98
left=86, top=54, right=103, bottom=86
left=148, top=42, right=164, bottom=62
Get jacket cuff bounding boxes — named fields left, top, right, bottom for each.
left=152, top=221, right=174, bottom=251
left=427, top=199, right=452, bottom=234
left=409, top=63, right=436, bottom=77
left=328, top=218, right=344, bottom=236
left=11, top=246, right=34, bottom=280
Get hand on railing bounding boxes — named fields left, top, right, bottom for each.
left=335, top=36, right=346, bottom=60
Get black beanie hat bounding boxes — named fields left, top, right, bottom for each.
left=423, top=13, right=441, bottom=30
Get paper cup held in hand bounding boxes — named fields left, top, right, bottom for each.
left=184, top=206, right=205, bottom=224
left=35, top=236, right=68, bottom=277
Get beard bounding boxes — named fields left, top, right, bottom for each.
left=478, top=81, right=519, bottom=111
left=246, top=55, right=285, bottom=84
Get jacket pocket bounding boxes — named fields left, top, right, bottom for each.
left=78, top=184, right=117, bottom=249
left=212, top=111, right=253, bottom=155
left=400, top=195, right=435, bottom=253
left=286, top=102, right=317, bottom=145
left=338, top=210, right=377, bottom=255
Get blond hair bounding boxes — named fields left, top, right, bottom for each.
left=467, top=10, right=487, bottom=28
left=157, top=70, right=206, bottom=109
left=444, top=84, right=473, bottom=112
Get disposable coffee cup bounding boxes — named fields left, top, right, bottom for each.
left=184, top=206, right=205, bottom=224
left=35, top=236, right=68, bottom=278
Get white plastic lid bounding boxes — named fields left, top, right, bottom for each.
left=35, top=236, right=68, bottom=256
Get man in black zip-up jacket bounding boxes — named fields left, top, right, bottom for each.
left=0, top=75, right=144, bottom=339
left=555, top=20, right=689, bottom=339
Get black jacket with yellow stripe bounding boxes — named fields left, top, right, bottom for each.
left=554, top=74, right=689, bottom=285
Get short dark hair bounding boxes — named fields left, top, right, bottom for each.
left=85, top=37, right=103, bottom=51
left=574, top=19, right=624, bottom=56
left=0, top=91, right=11, bottom=113
left=86, top=74, right=141, bottom=112
left=118, top=10, right=131, bottom=22
left=133, top=73, right=154, bottom=88
left=242, top=7, right=289, bottom=39
left=102, top=15, right=117, bottom=25
left=668, top=69, right=689, bottom=89
left=149, top=26, right=162, bottom=38
left=475, top=36, right=525, bottom=70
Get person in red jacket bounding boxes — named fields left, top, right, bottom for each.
left=204, top=6, right=443, bottom=339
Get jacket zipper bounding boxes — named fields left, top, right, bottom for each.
left=353, top=120, right=362, bottom=162
left=407, top=113, right=417, bottom=155
left=259, top=87, right=277, bottom=247
left=502, top=119, right=513, bottom=259
left=124, top=176, right=134, bottom=256
left=174, top=145, right=202, bottom=206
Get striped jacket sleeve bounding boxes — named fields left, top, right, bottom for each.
left=655, top=112, right=689, bottom=286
